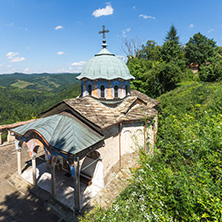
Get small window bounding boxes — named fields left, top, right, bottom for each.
left=125, top=85, right=128, bottom=96
left=100, top=85, right=105, bottom=98
left=114, top=85, right=118, bottom=98
left=88, top=84, right=92, bottom=95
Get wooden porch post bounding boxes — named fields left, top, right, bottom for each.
left=15, top=139, right=22, bottom=175
left=51, top=163, right=56, bottom=197
left=17, top=148, right=22, bottom=175
left=32, top=156, right=37, bottom=186
left=74, top=156, right=80, bottom=218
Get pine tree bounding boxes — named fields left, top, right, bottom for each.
left=164, top=24, right=180, bottom=44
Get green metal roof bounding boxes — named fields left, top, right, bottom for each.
left=77, top=48, right=135, bottom=80
left=11, top=114, right=104, bottom=155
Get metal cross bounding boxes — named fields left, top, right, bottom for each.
left=99, top=25, right=109, bottom=39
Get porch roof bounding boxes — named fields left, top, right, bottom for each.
left=11, top=113, right=104, bottom=156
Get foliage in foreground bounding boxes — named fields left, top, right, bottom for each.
left=80, top=81, right=222, bottom=221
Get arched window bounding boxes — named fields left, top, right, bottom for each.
left=114, top=85, right=119, bottom=98
left=125, top=85, right=128, bottom=96
left=88, top=84, right=92, bottom=95
left=100, top=85, right=105, bottom=98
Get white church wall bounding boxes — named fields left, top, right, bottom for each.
left=91, top=160, right=104, bottom=189
left=96, top=117, right=157, bottom=185
left=121, top=122, right=144, bottom=156
left=99, top=124, right=119, bottom=183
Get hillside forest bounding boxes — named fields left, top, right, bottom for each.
left=0, top=25, right=221, bottom=221
left=0, top=73, right=80, bottom=125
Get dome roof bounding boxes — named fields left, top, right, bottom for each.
left=76, top=48, right=135, bottom=80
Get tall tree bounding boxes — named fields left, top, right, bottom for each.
left=161, top=25, right=185, bottom=69
left=164, top=24, right=180, bottom=44
left=185, top=32, right=217, bottom=67
left=137, top=40, right=161, bottom=61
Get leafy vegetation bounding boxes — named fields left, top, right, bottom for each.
left=80, top=81, right=222, bottom=221
left=80, top=25, right=222, bottom=221
left=0, top=73, right=80, bottom=124
left=128, top=26, right=222, bottom=98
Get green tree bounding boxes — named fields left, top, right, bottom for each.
left=137, top=40, right=161, bottom=61
left=164, top=24, right=180, bottom=44
left=199, top=60, right=222, bottom=82
left=161, top=25, right=185, bottom=67
left=127, top=57, right=152, bottom=94
left=185, top=32, right=217, bottom=67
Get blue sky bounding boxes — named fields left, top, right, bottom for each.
left=0, top=0, right=221, bottom=74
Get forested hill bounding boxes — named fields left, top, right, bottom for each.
left=0, top=72, right=80, bottom=92
left=0, top=73, right=81, bottom=125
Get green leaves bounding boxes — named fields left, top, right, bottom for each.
left=81, top=82, right=222, bottom=221
left=185, top=32, right=217, bottom=67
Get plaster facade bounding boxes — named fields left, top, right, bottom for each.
left=97, top=119, right=157, bottom=186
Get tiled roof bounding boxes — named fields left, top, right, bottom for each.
left=0, top=119, right=37, bottom=131
left=131, top=90, right=160, bottom=107
left=62, top=90, right=159, bottom=129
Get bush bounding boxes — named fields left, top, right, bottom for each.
left=82, top=82, right=222, bottom=221
left=199, top=62, right=222, bottom=82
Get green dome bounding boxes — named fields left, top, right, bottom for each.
left=77, top=48, right=135, bottom=80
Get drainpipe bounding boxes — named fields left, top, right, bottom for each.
left=0, top=131, right=2, bottom=145
left=119, top=122, right=122, bottom=169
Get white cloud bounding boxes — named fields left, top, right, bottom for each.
left=57, top=66, right=82, bottom=73
left=6, top=52, right=19, bottom=59
left=189, top=24, right=194, bottom=29
left=6, top=22, right=14, bottom=27
left=10, top=57, right=26, bottom=63
left=6, top=52, right=26, bottom=63
left=0, top=64, right=3, bottom=67
left=126, top=27, right=131, bottom=32
left=71, top=61, right=86, bottom=66
left=208, top=28, right=214, bottom=33
left=92, top=3, right=114, bottom=17
left=122, top=27, right=131, bottom=37
left=139, top=14, right=155, bottom=19
left=55, top=25, right=63, bottom=30
left=57, top=51, right=64, bottom=55
left=116, top=55, right=127, bottom=63
left=24, top=67, right=31, bottom=73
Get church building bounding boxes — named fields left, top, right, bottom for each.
left=10, top=26, right=159, bottom=216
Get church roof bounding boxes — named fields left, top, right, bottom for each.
left=11, top=113, right=104, bottom=156
left=76, top=48, right=135, bottom=81
left=41, top=90, right=159, bottom=129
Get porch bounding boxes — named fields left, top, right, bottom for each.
left=21, top=161, right=101, bottom=210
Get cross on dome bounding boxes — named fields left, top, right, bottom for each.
left=99, top=25, right=109, bottom=48
left=99, top=25, right=109, bottom=39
